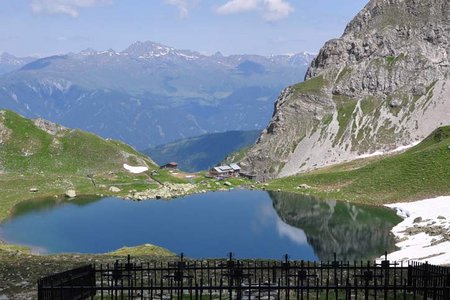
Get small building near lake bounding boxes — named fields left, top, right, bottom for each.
left=209, top=163, right=241, bottom=179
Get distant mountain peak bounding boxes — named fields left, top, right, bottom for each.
left=122, top=41, right=178, bottom=58
left=73, top=40, right=314, bottom=64
left=0, top=52, right=29, bottom=65
left=79, top=48, right=98, bottom=56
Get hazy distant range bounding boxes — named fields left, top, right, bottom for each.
left=0, top=42, right=314, bottom=149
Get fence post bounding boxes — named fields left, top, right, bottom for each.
left=407, top=263, right=413, bottom=292
left=37, top=279, right=42, bottom=300
left=445, top=274, right=450, bottom=300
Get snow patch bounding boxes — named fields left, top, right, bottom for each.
left=123, top=164, right=148, bottom=174
left=383, top=196, right=450, bottom=265
left=356, top=141, right=421, bottom=159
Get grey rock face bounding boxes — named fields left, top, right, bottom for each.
left=33, top=118, right=66, bottom=136
left=242, top=0, right=450, bottom=180
left=0, top=111, right=12, bottom=145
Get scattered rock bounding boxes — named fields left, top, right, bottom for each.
left=109, top=186, right=121, bottom=193
left=33, top=118, right=66, bottom=135
left=413, top=217, right=423, bottom=223
left=65, top=190, right=76, bottom=198
left=297, top=184, right=312, bottom=189
left=29, top=188, right=39, bottom=193
left=437, top=216, right=446, bottom=220
left=126, top=183, right=196, bottom=200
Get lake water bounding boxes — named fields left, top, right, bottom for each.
left=0, top=190, right=400, bottom=261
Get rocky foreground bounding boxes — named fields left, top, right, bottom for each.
left=0, top=244, right=175, bottom=300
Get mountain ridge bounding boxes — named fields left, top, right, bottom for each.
left=0, top=53, right=35, bottom=75
left=241, top=0, right=450, bottom=180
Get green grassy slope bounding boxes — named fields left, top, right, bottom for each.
left=267, top=126, right=450, bottom=204
left=145, top=130, right=260, bottom=172
left=0, top=109, right=173, bottom=221
left=0, top=110, right=155, bottom=174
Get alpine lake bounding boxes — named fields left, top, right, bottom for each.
left=0, top=190, right=401, bottom=261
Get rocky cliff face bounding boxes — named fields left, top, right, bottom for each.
left=242, top=0, right=450, bottom=180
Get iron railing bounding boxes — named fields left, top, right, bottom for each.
left=38, top=253, right=450, bottom=299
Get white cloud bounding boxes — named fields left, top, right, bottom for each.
left=164, top=0, right=199, bottom=18
left=263, top=0, right=294, bottom=21
left=31, top=0, right=112, bottom=17
left=216, top=0, right=294, bottom=21
left=216, top=0, right=260, bottom=14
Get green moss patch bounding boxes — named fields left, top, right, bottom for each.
left=292, top=75, right=328, bottom=96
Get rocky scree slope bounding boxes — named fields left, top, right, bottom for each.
left=242, top=0, right=450, bottom=180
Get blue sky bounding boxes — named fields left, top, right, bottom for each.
left=0, top=0, right=368, bottom=57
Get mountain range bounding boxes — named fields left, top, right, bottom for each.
left=0, top=42, right=314, bottom=149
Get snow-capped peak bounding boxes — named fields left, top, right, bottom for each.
left=121, top=41, right=201, bottom=60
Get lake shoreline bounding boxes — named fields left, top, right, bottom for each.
left=1, top=189, right=398, bottom=260
left=3, top=185, right=450, bottom=265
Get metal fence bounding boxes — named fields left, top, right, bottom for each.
left=38, top=253, right=450, bottom=300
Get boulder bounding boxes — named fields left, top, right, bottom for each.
left=389, top=99, right=401, bottom=108
left=413, top=217, right=423, bottom=223
left=65, top=190, right=77, bottom=198
left=29, top=187, right=39, bottom=193
left=223, top=181, right=232, bottom=187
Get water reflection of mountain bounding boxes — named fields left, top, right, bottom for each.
left=269, top=192, right=401, bottom=261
